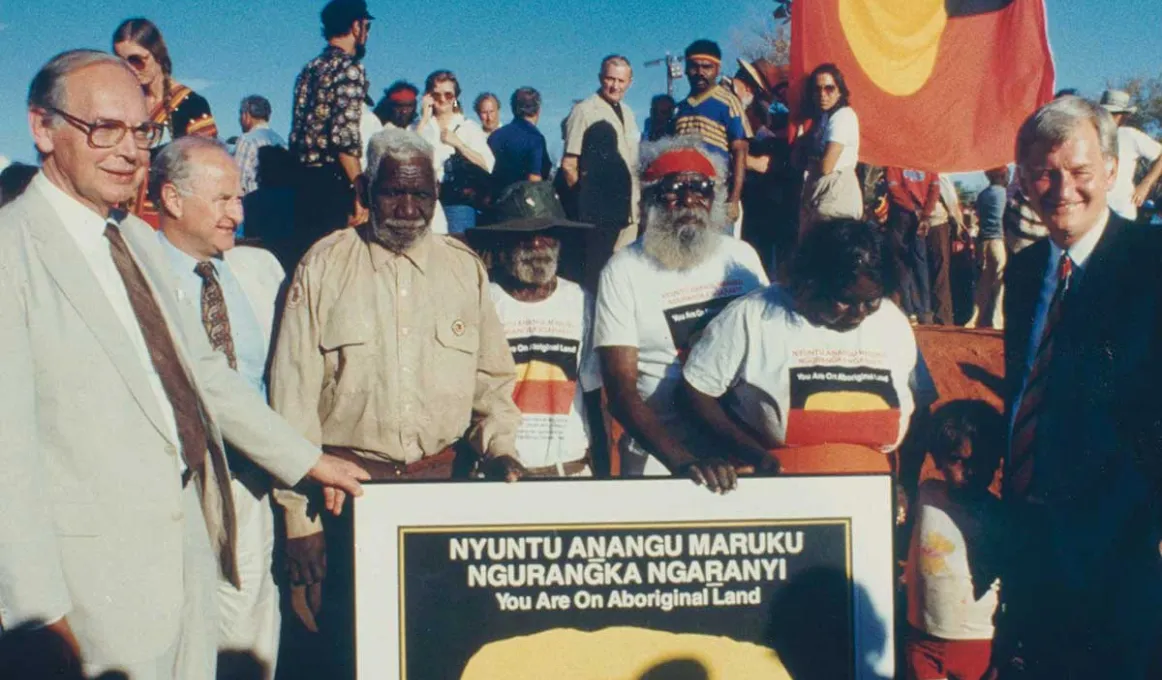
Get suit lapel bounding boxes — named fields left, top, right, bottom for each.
left=1005, top=238, right=1049, bottom=410
left=1064, top=213, right=1125, bottom=331
left=224, top=249, right=275, bottom=348
left=26, top=196, right=175, bottom=445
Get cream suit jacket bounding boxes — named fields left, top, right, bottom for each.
left=0, top=187, right=320, bottom=670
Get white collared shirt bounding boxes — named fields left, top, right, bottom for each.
left=36, top=173, right=180, bottom=447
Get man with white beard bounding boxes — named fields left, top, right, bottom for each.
left=269, top=127, right=523, bottom=672
left=470, top=181, right=606, bottom=477
left=594, top=136, right=769, bottom=492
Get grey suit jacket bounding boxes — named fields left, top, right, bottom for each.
left=0, top=185, right=320, bottom=669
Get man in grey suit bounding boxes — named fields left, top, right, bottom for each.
left=0, top=50, right=368, bottom=679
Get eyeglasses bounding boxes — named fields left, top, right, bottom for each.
left=658, top=177, right=715, bottom=201
left=818, top=84, right=839, bottom=94
left=431, top=91, right=456, bottom=101
left=46, top=107, right=163, bottom=150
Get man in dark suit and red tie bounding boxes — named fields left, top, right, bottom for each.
left=998, top=95, right=1162, bottom=679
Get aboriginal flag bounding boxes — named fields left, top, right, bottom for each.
left=509, top=336, right=581, bottom=416
left=791, top=0, right=1055, bottom=172
left=784, top=366, right=900, bottom=448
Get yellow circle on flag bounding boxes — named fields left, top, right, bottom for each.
left=838, top=0, right=949, bottom=96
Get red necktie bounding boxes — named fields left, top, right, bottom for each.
left=1008, top=253, right=1072, bottom=498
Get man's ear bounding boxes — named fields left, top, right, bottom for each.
left=29, top=108, right=56, bottom=156
left=160, top=183, right=184, bottom=219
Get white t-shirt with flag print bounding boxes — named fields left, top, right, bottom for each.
left=490, top=279, right=601, bottom=470
left=594, top=236, right=768, bottom=474
left=683, top=285, right=918, bottom=451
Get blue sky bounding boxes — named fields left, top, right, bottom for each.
left=1, top=0, right=1159, bottom=179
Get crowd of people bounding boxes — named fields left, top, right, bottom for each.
left=2, top=1, right=1162, bottom=679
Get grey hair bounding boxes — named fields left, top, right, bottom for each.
left=28, top=49, right=135, bottom=116
left=365, top=127, right=435, bottom=187
left=600, top=54, right=632, bottom=75
left=148, top=136, right=230, bottom=203
left=1016, top=95, right=1119, bottom=169
left=239, top=95, right=272, bottom=121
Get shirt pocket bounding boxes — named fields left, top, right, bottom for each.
left=320, top=313, right=377, bottom=394
left=432, top=314, right=481, bottom=407
left=434, top=314, right=480, bottom=355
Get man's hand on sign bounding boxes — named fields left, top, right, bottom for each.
left=306, top=453, right=370, bottom=515
left=482, top=455, right=526, bottom=482
left=682, top=458, right=738, bottom=494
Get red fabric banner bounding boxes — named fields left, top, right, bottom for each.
left=791, top=0, right=1055, bottom=172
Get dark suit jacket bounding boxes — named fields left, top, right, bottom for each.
left=1004, top=211, right=1162, bottom=587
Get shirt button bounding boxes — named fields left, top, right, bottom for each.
left=400, top=289, right=409, bottom=297
left=171, top=510, right=183, bottom=522
left=401, top=327, right=410, bottom=336
left=165, top=445, right=177, bottom=457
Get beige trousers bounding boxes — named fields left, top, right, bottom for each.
left=968, top=238, right=1006, bottom=329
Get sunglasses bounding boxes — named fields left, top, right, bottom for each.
left=817, top=84, right=839, bottom=94
left=658, top=177, right=715, bottom=201
left=431, top=91, right=457, bottom=101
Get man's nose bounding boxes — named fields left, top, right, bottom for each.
left=396, top=195, right=420, bottom=218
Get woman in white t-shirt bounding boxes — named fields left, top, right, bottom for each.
left=684, top=219, right=921, bottom=475
left=795, top=63, right=863, bottom=235
left=415, top=69, right=495, bottom=233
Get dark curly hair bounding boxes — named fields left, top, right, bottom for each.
left=789, top=219, right=898, bottom=306
left=927, top=399, right=1005, bottom=472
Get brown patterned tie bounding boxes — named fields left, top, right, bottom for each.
left=1008, top=253, right=1073, bottom=499
left=104, top=223, right=240, bottom=584
left=104, top=222, right=208, bottom=473
left=194, top=261, right=238, bottom=370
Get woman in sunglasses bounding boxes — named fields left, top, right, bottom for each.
left=684, top=218, right=928, bottom=475
left=795, top=63, right=863, bottom=237
left=113, top=18, right=217, bottom=227
left=415, top=69, right=495, bottom=234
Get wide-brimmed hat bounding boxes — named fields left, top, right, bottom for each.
left=736, top=58, right=788, bottom=97
left=1099, top=89, right=1137, bottom=114
left=473, top=181, right=592, bottom=233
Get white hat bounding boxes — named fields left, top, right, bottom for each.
left=1099, top=89, right=1138, bottom=114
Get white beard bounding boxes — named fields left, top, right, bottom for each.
left=504, top=241, right=560, bottom=286
left=641, top=204, right=721, bottom=271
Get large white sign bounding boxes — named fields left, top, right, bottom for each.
left=354, top=476, right=895, bottom=679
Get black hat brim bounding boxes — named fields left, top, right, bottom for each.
left=469, top=216, right=594, bottom=233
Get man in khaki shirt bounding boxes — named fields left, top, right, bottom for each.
left=270, top=127, right=524, bottom=663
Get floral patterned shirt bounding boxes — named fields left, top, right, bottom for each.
left=289, top=46, right=368, bottom=166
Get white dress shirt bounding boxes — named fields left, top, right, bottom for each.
left=37, top=173, right=180, bottom=446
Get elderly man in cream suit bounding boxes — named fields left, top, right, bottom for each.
left=153, top=135, right=288, bottom=678
left=0, top=50, right=367, bottom=680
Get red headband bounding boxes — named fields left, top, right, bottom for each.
left=389, top=90, right=417, bottom=103
left=642, top=148, right=717, bottom=182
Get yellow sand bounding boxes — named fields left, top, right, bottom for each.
left=460, top=626, right=793, bottom=680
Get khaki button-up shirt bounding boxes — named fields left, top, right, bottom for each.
left=270, top=227, right=520, bottom=536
